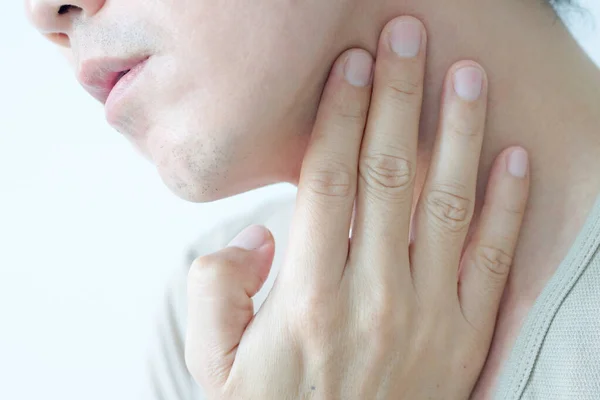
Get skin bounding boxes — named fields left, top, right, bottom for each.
left=26, top=0, right=600, bottom=397
left=186, top=18, right=530, bottom=399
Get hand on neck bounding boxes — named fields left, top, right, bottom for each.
left=331, top=2, right=600, bottom=395
left=333, top=0, right=600, bottom=276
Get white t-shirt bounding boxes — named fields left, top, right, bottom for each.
left=141, top=193, right=600, bottom=399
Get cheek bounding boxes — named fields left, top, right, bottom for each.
left=173, top=1, right=335, bottom=111
left=143, top=1, right=339, bottom=200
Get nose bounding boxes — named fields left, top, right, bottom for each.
left=25, top=0, right=105, bottom=47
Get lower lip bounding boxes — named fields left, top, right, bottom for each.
left=104, top=59, right=149, bottom=123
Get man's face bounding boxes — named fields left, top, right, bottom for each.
left=27, top=0, right=354, bottom=201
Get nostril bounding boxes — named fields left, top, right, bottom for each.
left=58, top=5, right=75, bottom=15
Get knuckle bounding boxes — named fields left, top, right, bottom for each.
left=188, top=256, right=216, bottom=285
left=413, top=318, right=440, bottom=357
left=330, top=97, right=369, bottom=126
left=386, top=76, right=422, bottom=105
left=425, top=187, right=472, bottom=232
left=502, top=201, right=526, bottom=218
left=359, top=150, right=414, bottom=197
left=474, top=245, right=513, bottom=278
left=305, top=162, right=356, bottom=200
left=369, top=303, right=398, bottom=336
left=294, top=293, right=337, bottom=339
left=359, top=292, right=404, bottom=349
left=188, top=255, right=235, bottom=291
left=447, top=118, right=482, bottom=138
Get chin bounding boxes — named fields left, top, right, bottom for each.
left=155, top=164, right=238, bottom=203
left=151, top=137, right=283, bottom=203
left=142, top=116, right=240, bottom=202
left=163, top=180, right=226, bottom=203
left=153, top=137, right=304, bottom=203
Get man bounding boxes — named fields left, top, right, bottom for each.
left=25, top=0, right=600, bottom=398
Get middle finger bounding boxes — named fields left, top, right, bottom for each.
left=350, top=17, right=426, bottom=284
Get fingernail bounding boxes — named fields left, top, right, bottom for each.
left=344, top=51, right=373, bottom=87
left=389, top=18, right=422, bottom=58
left=228, top=225, right=269, bottom=250
left=507, top=148, right=529, bottom=178
left=453, top=66, right=483, bottom=102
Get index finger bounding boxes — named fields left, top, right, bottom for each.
left=282, top=49, right=374, bottom=291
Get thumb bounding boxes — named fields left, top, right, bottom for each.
left=185, top=225, right=275, bottom=390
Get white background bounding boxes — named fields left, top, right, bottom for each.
left=1, top=2, right=599, bottom=400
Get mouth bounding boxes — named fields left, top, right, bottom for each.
left=77, top=56, right=150, bottom=105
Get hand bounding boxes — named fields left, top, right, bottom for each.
left=185, top=16, right=530, bottom=399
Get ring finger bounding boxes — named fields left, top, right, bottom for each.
left=411, top=61, right=488, bottom=294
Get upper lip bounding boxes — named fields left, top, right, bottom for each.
left=77, top=56, right=149, bottom=104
